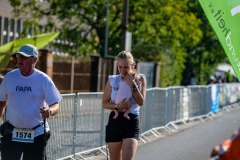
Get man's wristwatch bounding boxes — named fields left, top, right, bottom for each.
left=114, top=105, right=119, bottom=111
left=49, top=109, right=52, bottom=116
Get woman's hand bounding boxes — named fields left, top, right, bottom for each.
left=124, top=72, right=135, bottom=85
left=118, top=98, right=131, bottom=110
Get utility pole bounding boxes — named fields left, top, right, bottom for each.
left=120, top=0, right=129, bottom=51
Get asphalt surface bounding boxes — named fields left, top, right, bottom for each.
left=135, top=107, right=240, bottom=160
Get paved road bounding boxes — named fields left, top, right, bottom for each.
left=135, top=107, right=240, bottom=160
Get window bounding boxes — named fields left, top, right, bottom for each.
left=39, top=25, right=43, bottom=34
left=16, top=20, right=21, bottom=39
left=3, top=17, right=8, bottom=44
left=28, top=25, right=32, bottom=38
left=10, top=19, right=14, bottom=41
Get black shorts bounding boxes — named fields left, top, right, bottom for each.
left=105, top=111, right=140, bottom=142
left=1, top=131, right=50, bottom=160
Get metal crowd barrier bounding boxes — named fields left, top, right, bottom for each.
left=2, top=83, right=240, bottom=160
left=188, top=85, right=212, bottom=119
left=45, top=83, right=240, bottom=160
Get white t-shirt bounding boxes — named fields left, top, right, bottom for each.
left=0, top=69, right=62, bottom=137
left=109, top=74, right=145, bottom=115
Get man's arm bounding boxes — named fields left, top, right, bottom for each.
left=40, top=102, right=59, bottom=119
left=0, top=101, right=7, bottom=118
left=48, top=102, right=59, bottom=116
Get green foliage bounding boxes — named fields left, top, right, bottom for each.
left=131, top=42, right=163, bottom=62
left=8, top=0, right=225, bottom=86
left=183, top=0, right=227, bottom=85
left=0, top=54, right=11, bottom=72
left=129, top=0, right=201, bottom=87
left=132, top=42, right=186, bottom=87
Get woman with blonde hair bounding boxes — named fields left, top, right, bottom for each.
left=102, top=51, right=146, bottom=160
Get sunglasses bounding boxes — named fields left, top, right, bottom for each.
left=16, top=54, right=33, bottom=59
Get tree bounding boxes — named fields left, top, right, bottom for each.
left=183, top=0, right=227, bottom=85
left=130, top=0, right=202, bottom=87
left=9, top=0, right=203, bottom=87
left=9, top=0, right=123, bottom=56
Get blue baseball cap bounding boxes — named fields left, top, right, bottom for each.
left=15, top=44, right=38, bottom=57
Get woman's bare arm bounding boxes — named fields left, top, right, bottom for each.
left=125, top=73, right=147, bottom=106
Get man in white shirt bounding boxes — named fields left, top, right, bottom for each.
left=0, top=44, right=62, bottom=160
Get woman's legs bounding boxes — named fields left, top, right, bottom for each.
left=108, top=142, right=123, bottom=160
left=108, top=139, right=138, bottom=160
left=122, top=138, right=138, bottom=160
left=106, top=112, right=139, bottom=160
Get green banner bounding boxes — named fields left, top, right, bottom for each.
left=199, top=0, right=240, bottom=80
left=0, top=32, right=60, bottom=53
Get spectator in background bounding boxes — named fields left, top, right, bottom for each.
left=231, top=76, right=238, bottom=83
left=207, top=75, right=217, bottom=85
left=184, top=78, right=190, bottom=86
left=225, top=70, right=232, bottom=83
left=217, top=75, right=222, bottom=83
left=190, top=70, right=196, bottom=85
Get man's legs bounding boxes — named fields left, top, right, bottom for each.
left=23, top=132, right=50, bottom=160
left=1, top=134, right=23, bottom=160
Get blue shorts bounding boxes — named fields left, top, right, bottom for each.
left=105, top=111, right=140, bottom=142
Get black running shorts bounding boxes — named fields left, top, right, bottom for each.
left=105, top=111, right=140, bottom=142
left=1, top=131, right=50, bottom=160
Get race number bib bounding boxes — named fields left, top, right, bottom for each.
left=12, top=128, right=35, bottom=143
